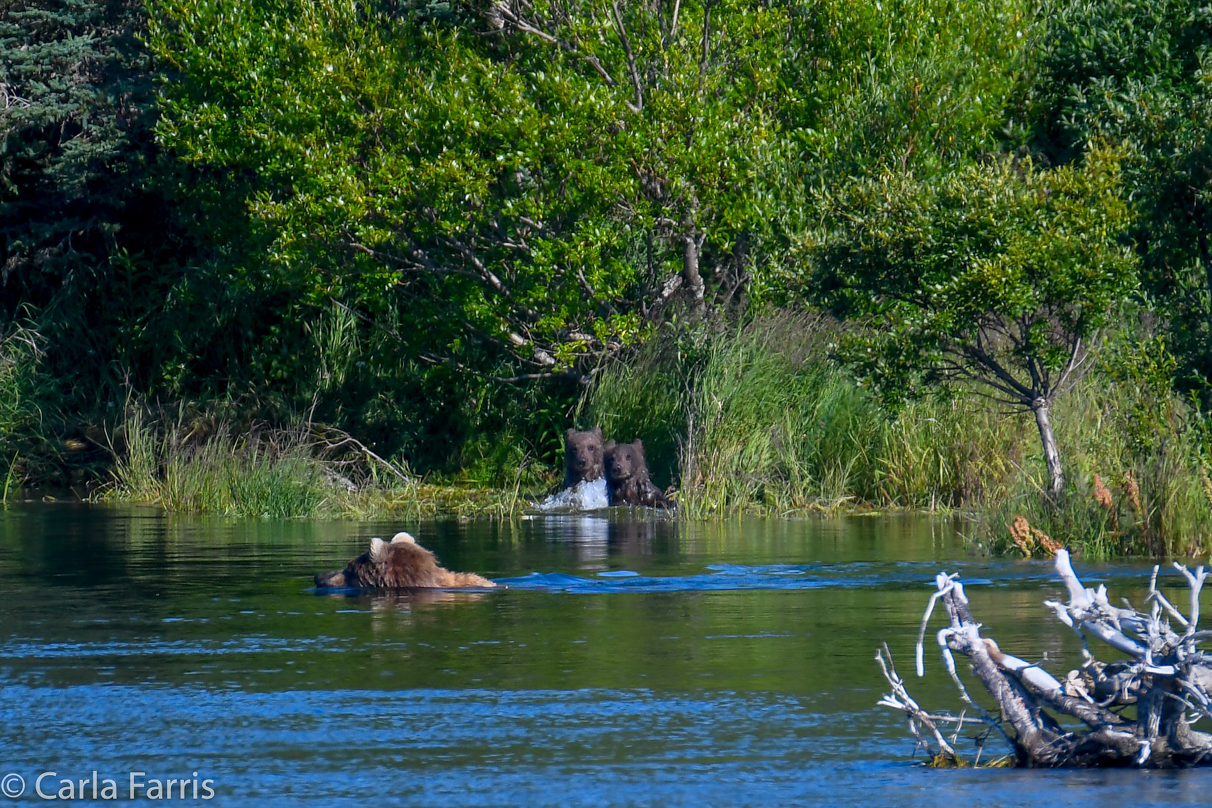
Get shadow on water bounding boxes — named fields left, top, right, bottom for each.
left=1, top=504, right=1210, bottom=806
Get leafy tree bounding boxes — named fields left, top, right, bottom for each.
left=1030, top=0, right=1212, bottom=401
left=798, top=148, right=1137, bottom=496
left=148, top=0, right=788, bottom=383
left=785, top=0, right=1038, bottom=173
left=756, top=0, right=1041, bottom=295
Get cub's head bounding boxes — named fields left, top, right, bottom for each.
left=565, top=427, right=605, bottom=481
left=605, top=439, right=646, bottom=483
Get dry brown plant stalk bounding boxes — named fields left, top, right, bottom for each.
left=1009, top=515, right=1061, bottom=557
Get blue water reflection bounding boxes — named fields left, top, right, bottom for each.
left=0, top=504, right=1207, bottom=806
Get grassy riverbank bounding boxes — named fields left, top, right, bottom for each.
left=95, top=407, right=551, bottom=520
left=6, top=315, right=1212, bottom=558
left=586, top=316, right=1212, bottom=558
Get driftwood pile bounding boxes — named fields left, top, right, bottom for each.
left=879, top=549, right=1212, bottom=767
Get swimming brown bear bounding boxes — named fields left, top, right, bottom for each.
left=564, top=426, right=605, bottom=488
left=314, top=532, right=496, bottom=589
left=604, top=439, right=671, bottom=508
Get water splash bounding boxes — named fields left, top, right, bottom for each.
left=533, top=478, right=610, bottom=512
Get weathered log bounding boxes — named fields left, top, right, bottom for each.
left=878, top=550, right=1212, bottom=767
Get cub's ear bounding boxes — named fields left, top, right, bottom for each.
left=604, top=439, right=617, bottom=451
left=390, top=532, right=416, bottom=545
left=566, top=428, right=576, bottom=441
left=591, top=426, right=603, bottom=438
left=633, top=439, right=645, bottom=456
left=370, top=537, right=389, bottom=563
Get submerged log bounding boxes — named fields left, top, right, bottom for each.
left=879, top=550, right=1212, bottom=767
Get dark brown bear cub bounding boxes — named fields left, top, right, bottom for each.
left=314, top=532, right=495, bottom=589
left=564, top=426, right=605, bottom=488
left=604, top=439, right=671, bottom=508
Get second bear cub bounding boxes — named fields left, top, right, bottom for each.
left=604, top=439, right=671, bottom=508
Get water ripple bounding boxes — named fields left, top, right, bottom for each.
left=495, top=560, right=1157, bottom=593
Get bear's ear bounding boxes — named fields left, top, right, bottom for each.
left=633, top=439, right=644, bottom=457
left=604, top=439, right=617, bottom=451
left=591, top=426, right=602, bottom=438
left=370, top=537, right=389, bottom=563
left=390, top=532, right=416, bottom=545
left=566, top=428, right=576, bottom=441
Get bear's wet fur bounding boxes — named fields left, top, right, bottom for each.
left=604, top=439, right=671, bottom=508
left=564, top=426, right=605, bottom=488
left=314, top=532, right=496, bottom=589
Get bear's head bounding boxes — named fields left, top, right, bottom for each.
left=314, top=532, right=440, bottom=588
left=565, top=426, right=605, bottom=483
left=604, top=439, right=647, bottom=484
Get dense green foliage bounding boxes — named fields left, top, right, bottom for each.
left=1, top=0, right=192, bottom=394
left=801, top=148, right=1136, bottom=402
left=148, top=0, right=788, bottom=378
left=797, top=147, right=1137, bottom=493
left=5, top=0, right=1212, bottom=554
left=1030, top=0, right=1212, bottom=400
left=2, top=0, right=159, bottom=283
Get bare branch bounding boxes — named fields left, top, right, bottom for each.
left=876, top=644, right=961, bottom=763
left=443, top=235, right=540, bottom=320
left=885, top=550, right=1212, bottom=767
left=665, top=0, right=681, bottom=48
left=315, top=429, right=412, bottom=484
left=1148, top=564, right=1191, bottom=628
left=490, top=1, right=622, bottom=89
left=610, top=1, right=644, bottom=112
left=1174, top=562, right=1209, bottom=637
left=960, top=343, right=1036, bottom=401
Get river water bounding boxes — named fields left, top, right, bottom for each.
left=1, top=504, right=1210, bottom=806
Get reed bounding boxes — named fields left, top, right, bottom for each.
left=0, top=323, right=49, bottom=499
left=102, top=403, right=547, bottom=519
left=585, top=313, right=1212, bottom=556
left=107, top=408, right=330, bottom=518
left=587, top=314, right=1027, bottom=515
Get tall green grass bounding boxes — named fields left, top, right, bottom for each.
left=585, top=314, right=1212, bottom=556
left=0, top=323, right=49, bottom=501
left=108, top=408, right=334, bottom=518
left=581, top=328, right=700, bottom=490
left=103, top=404, right=548, bottom=519
left=587, top=314, right=1027, bottom=514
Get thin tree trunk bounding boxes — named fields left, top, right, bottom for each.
left=682, top=229, right=705, bottom=317
left=1198, top=207, right=1212, bottom=343
left=1032, top=397, right=1063, bottom=497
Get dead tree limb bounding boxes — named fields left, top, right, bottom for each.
left=878, top=549, right=1212, bottom=767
